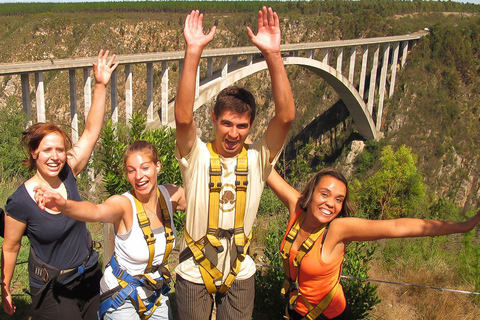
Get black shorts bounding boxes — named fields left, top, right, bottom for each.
left=30, top=262, right=102, bottom=320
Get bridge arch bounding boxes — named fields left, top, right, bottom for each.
left=173, top=56, right=379, bottom=140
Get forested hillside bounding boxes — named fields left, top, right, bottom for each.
left=1, top=1, right=480, bottom=319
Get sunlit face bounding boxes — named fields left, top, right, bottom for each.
left=212, top=110, right=251, bottom=158
left=307, top=175, right=346, bottom=226
left=126, top=152, right=160, bottom=196
left=33, top=133, right=67, bottom=179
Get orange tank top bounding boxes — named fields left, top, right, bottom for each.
left=280, top=210, right=346, bottom=318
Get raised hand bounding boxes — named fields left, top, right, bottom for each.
left=247, top=6, right=281, bottom=55
left=184, top=10, right=216, bottom=50
left=93, top=49, right=118, bottom=86
left=33, top=185, right=67, bottom=212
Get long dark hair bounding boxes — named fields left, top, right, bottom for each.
left=298, top=168, right=355, bottom=217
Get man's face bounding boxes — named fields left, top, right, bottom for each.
left=212, top=110, right=252, bottom=158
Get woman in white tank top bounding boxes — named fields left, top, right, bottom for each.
left=33, top=140, right=186, bottom=320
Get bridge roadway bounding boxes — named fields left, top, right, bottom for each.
left=0, top=31, right=428, bottom=141
left=0, top=31, right=427, bottom=75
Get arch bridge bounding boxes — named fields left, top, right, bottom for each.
left=0, top=31, right=428, bottom=142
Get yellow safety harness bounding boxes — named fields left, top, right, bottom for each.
left=181, top=142, right=251, bottom=294
left=99, top=187, right=174, bottom=320
left=280, top=211, right=340, bottom=320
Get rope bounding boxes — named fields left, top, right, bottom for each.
left=255, top=263, right=480, bottom=296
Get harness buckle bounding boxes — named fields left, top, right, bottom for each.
left=290, top=282, right=299, bottom=291
left=209, top=166, right=222, bottom=176
left=234, top=167, right=248, bottom=176
left=41, top=268, right=49, bottom=283
left=77, top=265, right=85, bottom=275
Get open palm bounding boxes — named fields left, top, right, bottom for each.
left=184, top=10, right=216, bottom=49
left=247, top=6, right=281, bottom=54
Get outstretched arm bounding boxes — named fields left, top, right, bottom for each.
left=266, top=168, right=301, bottom=217
left=33, top=185, right=125, bottom=224
left=69, top=49, right=118, bottom=175
left=247, top=6, right=295, bottom=161
left=175, top=10, right=216, bottom=158
left=332, top=210, right=480, bottom=243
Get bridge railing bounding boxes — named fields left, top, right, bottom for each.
left=0, top=31, right=428, bottom=142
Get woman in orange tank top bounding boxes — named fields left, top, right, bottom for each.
left=267, top=168, right=480, bottom=320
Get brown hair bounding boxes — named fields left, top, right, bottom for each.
left=123, top=140, right=159, bottom=169
left=299, top=168, right=355, bottom=217
left=214, top=86, right=256, bottom=124
left=21, top=123, right=72, bottom=172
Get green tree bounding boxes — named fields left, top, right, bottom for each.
left=358, top=145, right=426, bottom=220
left=0, top=98, right=28, bottom=181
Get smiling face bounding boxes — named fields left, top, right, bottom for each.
left=126, top=152, right=160, bottom=197
left=33, top=133, right=67, bottom=180
left=212, top=110, right=251, bottom=158
left=306, top=175, right=347, bottom=226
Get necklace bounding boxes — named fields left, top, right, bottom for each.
left=143, top=190, right=158, bottom=218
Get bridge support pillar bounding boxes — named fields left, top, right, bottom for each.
left=21, top=73, right=32, bottom=125
left=35, top=72, right=46, bottom=123
left=125, top=64, right=133, bottom=124
left=359, top=46, right=368, bottom=99
left=147, top=63, right=154, bottom=123
left=389, top=42, right=400, bottom=98
left=336, top=47, right=343, bottom=73
left=320, top=49, right=329, bottom=64
left=69, top=69, right=78, bottom=143
left=161, top=61, right=169, bottom=126
left=83, top=68, right=92, bottom=118
left=367, top=44, right=380, bottom=115
left=348, top=47, right=356, bottom=83
left=401, top=41, right=408, bottom=68
left=110, top=69, right=118, bottom=125
left=377, top=44, right=390, bottom=131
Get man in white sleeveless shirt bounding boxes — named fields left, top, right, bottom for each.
left=174, top=7, right=295, bottom=320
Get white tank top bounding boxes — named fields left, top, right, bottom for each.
left=100, top=185, right=177, bottom=299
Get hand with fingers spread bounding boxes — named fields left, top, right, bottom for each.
left=247, top=6, right=281, bottom=55
left=184, top=10, right=216, bottom=52
left=93, top=49, right=118, bottom=86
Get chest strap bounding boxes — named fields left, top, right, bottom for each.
left=98, top=187, right=174, bottom=320
left=132, top=187, right=174, bottom=270
left=280, top=211, right=338, bottom=320
left=182, top=142, right=250, bottom=294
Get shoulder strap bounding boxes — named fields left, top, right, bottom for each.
left=206, top=142, right=224, bottom=253
left=132, top=194, right=156, bottom=269
left=157, top=187, right=174, bottom=265
left=233, top=145, right=248, bottom=255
